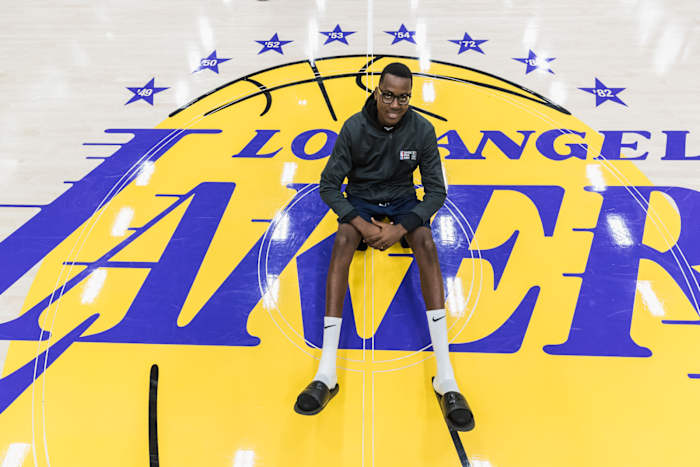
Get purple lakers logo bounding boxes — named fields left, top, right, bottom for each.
left=0, top=55, right=699, bottom=467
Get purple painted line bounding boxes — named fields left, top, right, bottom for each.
left=251, top=219, right=272, bottom=223
left=64, top=261, right=159, bottom=268
left=689, top=374, right=700, bottom=379
left=0, top=204, right=44, bottom=208
left=663, top=320, right=700, bottom=325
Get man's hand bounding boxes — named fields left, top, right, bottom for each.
left=349, top=216, right=381, bottom=243
left=365, top=217, right=407, bottom=250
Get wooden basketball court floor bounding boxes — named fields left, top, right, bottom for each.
left=0, top=1, right=699, bottom=466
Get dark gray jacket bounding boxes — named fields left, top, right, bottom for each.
left=319, top=95, right=447, bottom=232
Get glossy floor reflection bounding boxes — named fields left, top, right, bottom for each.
left=0, top=1, right=699, bottom=466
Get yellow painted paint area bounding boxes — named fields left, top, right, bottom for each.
left=1, top=56, right=699, bottom=467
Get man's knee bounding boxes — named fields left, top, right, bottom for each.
left=407, top=227, right=437, bottom=255
left=334, top=224, right=361, bottom=251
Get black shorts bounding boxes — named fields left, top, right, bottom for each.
left=338, top=194, right=430, bottom=229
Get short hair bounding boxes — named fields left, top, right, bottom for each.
left=379, top=62, right=413, bottom=85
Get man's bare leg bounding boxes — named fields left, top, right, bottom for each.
left=407, top=226, right=473, bottom=429
left=407, top=226, right=473, bottom=428
left=406, top=226, right=445, bottom=310
left=406, top=228, right=450, bottom=384
left=325, top=223, right=363, bottom=317
left=295, top=223, right=362, bottom=414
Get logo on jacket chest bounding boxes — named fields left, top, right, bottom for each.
left=399, top=150, right=417, bottom=161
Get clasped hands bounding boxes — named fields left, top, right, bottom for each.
left=359, top=217, right=407, bottom=251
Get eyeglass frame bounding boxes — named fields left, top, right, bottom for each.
left=376, top=86, right=411, bottom=106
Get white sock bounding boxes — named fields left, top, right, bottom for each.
left=426, top=308, right=460, bottom=395
left=313, top=316, right=342, bottom=389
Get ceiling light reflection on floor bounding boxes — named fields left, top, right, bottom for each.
left=446, top=276, right=466, bottom=317
left=280, top=162, right=297, bottom=185
left=111, top=206, right=135, bottom=237
left=232, top=449, right=255, bottom=467
left=262, top=274, right=280, bottom=310
left=135, top=161, right=155, bottom=186
left=586, top=164, right=607, bottom=192
left=271, top=212, right=290, bottom=241
left=0, top=443, right=31, bottom=467
left=637, top=280, right=666, bottom=317
left=81, top=269, right=107, bottom=305
left=606, top=213, right=634, bottom=247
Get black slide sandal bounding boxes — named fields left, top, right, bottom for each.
left=294, top=380, right=340, bottom=415
left=432, top=377, right=475, bottom=432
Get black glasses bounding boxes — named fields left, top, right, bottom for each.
left=377, top=87, right=411, bottom=105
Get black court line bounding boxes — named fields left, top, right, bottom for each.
left=169, top=53, right=571, bottom=119
left=149, top=364, right=160, bottom=467
left=203, top=71, right=453, bottom=123
left=202, top=68, right=556, bottom=123
left=307, top=60, right=338, bottom=121
left=433, top=389, right=471, bottom=466
left=409, top=105, right=448, bottom=122
left=448, top=429, right=471, bottom=467
left=203, top=72, right=360, bottom=117
left=355, top=56, right=380, bottom=92
left=242, top=77, right=272, bottom=116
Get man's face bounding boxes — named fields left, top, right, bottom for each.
left=374, top=73, right=412, bottom=127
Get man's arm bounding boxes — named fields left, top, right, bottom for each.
left=319, top=123, right=381, bottom=240
left=319, top=123, right=357, bottom=220
left=397, top=124, right=447, bottom=232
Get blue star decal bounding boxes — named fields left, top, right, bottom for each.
left=125, top=78, right=168, bottom=106
left=320, top=24, right=356, bottom=45
left=193, top=50, right=232, bottom=74
left=384, top=24, right=416, bottom=44
left=513, top=50, right=556, bottom=74
left=448, top=32, right=488, bottom=54
left=579, top=78, right=627, bottom=107
left=255, top=33, right=293, bottom=55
